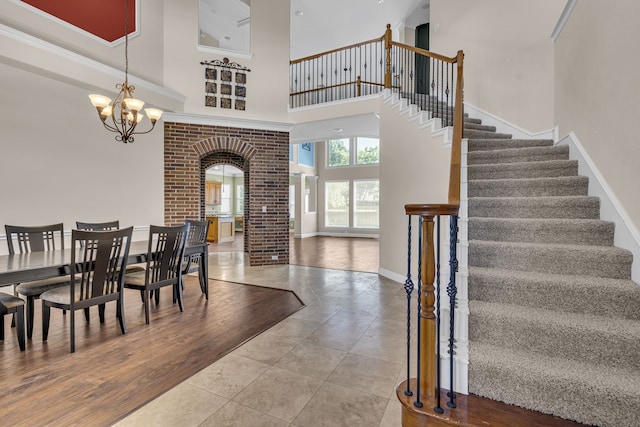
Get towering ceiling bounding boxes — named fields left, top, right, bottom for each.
left=20, top=0, right=136, bottom=43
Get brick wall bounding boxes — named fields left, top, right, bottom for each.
left=164, top=122, right=290, bottom=266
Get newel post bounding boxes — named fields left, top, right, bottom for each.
left=384, top=24, right=392, bottom=89
left=419, top=215, right=437, bottom=399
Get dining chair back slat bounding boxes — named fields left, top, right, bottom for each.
left=5, top=223, right=65, bottom=254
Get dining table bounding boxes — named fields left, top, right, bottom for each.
left=0, top=240, right=210, bottom=299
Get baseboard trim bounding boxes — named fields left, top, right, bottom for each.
left=557, top=132, right=640, bottom=283
left=464, top=103, right=557, bottom=141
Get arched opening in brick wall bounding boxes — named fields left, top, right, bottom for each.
left=164, top=123, right=290, bottom=266
left=201, top=152, right=249, bottom=253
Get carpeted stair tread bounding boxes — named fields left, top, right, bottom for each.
left=465, top=129, right=512, bottom=139
left=469, top=300, right=640, bottom=370
left=468, top=217, right=614, bottom=246
left=468, top=342, right=640, bottom=427
left=468, top=145, right=569, bottom=164
left=468, top=196, right=601, bottom=219
left=467, top=139, right=554, bottom=152
left=464, top=117, right=482, bottom=124
left=468, top=159, right=579, bottom=180
left=464, top=123, right=497, bottom=132
left=469, top=240, right=633, bottom=279
left=468, top=266, right=640, bottom=320
left=468, top=176, right=588, bottom=197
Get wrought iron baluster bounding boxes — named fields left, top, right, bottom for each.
left=447, top=215, right=459, bottom=408
left=434, top=215, right=444, bottom=414
left=404, top=215, right=414, bottom=397
left=414, top=216, right=424, bottom=409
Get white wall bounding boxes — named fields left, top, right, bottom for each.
left=378, top=99, right=451, bottom=278
left=430, top=0, right=564, bottom=132
left=554, top=0, right=640, bottom=238
left=0, top=62, right=163, bottom=254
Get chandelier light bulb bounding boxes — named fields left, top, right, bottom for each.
left=124, top=97, right=145, bottom=112
left=89, top=94, right=111, bottom=108
left=144, top=108, right=163, bottom=122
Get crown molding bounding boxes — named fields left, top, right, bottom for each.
left=163, top=112, right=294, bottom=133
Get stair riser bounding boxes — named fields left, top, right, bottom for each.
left=468, top=162, right=578, bottom=180
left=468, top=243, right=633, bottom=279
left=469, top=179, right=588, bottom=197
left=465, top=130, right=512, bottom=139
left=468, top=149, right=569, bottom=165
left=468, top=221, right=614, bottom=246
left=469, top=310, right=640, bottom=370
left=468, top=274, right=640, bottom=320
left=468, top=198, right=601, bottom=219
left=468, top=358, right=640, bottom=427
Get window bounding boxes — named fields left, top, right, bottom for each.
left=220, top=183, right=232, bottom=214
left=305, top=176, right=317, bottom=213
left=325, top=181, right=349, bottom=227
left=199, top=0, right=251, bottom=54
left=354, top=180, right=379, bottom=228
left=327, top=138, right=350, bottom=167
left=236, top=184, right=244, bottom=213
left=327, top=137, right=379, bottom=167
left=356, top=137, right=379, bottom=165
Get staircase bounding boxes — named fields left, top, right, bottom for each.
left=465, top=121, right=640, bottom=427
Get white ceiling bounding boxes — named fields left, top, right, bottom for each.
left=290, top=0, right=429, bottom=59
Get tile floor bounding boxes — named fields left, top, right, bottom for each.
left=115, top=251, right=406, bottom=427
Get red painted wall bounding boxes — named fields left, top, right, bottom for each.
left=21, top=0, right=136, bottom=42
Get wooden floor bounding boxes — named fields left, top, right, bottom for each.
left=0, top=276, right=303, bottom=426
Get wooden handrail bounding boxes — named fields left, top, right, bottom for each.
left=290, top=35, right=385, bottom=65
left=390, top=41, right=460, bottom=64
left=448, top=50, right=465, bottom=206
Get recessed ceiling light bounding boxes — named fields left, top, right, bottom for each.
left=224, top=36, right=231, bottom=40
left=333, top=128, right=343, bottom=132
left=295, top=10, right=304, bottom=16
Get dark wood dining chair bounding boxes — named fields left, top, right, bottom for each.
left=6, top=223, right=70, bottom=339
left=75, top=220, right=120, bottom=231
left=182, top=219, right=210, bottom=299
left=0, top=294, right=26, bottom=351
left=76, top=220, right=144, bottom=271
left=40, top=227, right=133, bottom=353
left=123, top=224, right=189, bottom=324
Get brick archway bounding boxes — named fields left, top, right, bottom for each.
left=164, top=122, right=290, bottom=266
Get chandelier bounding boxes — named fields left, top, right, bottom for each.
left=88, top=0, right=162, bottom=143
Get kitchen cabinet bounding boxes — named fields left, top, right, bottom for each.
left=205, top=216, right=235, bottom=243
left=205, top=182, right=221, bottom=205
